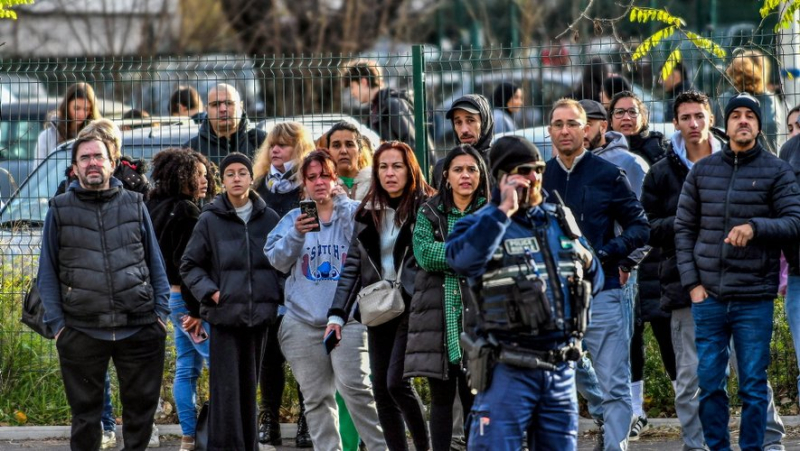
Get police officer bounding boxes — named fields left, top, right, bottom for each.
left=445, top=136, right=603, bottom=450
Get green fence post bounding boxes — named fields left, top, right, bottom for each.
left=412, top=45, right=429, bottom=173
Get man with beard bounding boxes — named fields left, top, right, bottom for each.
left=432, top=94, right=494, bottom=187
left=675, top=93, right=800, bottom=451
left=184, top=83, right=266, bottom=165
left=38, top=120, right=170, bottom=450
left=542, top=98, right=650, bottom=451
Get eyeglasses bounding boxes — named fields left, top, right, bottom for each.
left=208, top=100, right=237, bottom=109
left=612, top=108, right=640, bottom=119
left=510, top=164, right=545, bottom=176
left=78, top=154, right=107, bottom=164
left=549, top=120, right=585, bottom=130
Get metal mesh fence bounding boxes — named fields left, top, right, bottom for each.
left=1, top=30, right=799, bottom=420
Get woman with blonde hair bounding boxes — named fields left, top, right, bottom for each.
left=717, top=48, right=785, bottom=152
left=36, top=82, right=102, bottom=160
left=253, top=121, right=316, bottom=217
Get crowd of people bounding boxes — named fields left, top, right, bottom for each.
left=33, top=52, right=800, bottom=451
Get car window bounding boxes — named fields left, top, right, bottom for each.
left=0, top=120, right=43, bottom=160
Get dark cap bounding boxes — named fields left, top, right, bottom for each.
left=725, top=92, right=762, bottom=132
left=446, top=99, right=480, bottom=119
left=489, top=136, right=544, bottom=179
left=579, top=99, right=607, bottom=120
left=220, top=152, right=253, bottom=177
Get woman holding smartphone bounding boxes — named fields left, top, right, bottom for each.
left=146, top=147, right=217, bottom=451
left=181, top=152, right=282, bottom=451
left=327, top=141, right=435, bottom=451
left=266, top=150, right=387, bottom=451
left=406, top=145, right=490, bottom=451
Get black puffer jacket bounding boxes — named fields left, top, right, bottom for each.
left=675, top=142, right=800, bottom=301
left=641, top=148, right=692, bottom=311
left=628, top=129, right=667, bottom=166
left=328, top=201, right=423, bottom=322
left=780, top=134, right=800, bottom=274
left=183, top=113, right=266, bottom=166
left=180, top=191, right=281, bottom=327
left=628, top=129, right=669, bottom=320
left=146, top=195, right=203, bottom=317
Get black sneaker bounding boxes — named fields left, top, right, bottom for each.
left=295, top=408, right=312, bottom=448
left=593, top=420, right=604, bottom=451
left=258, top=410, right=282, bottom=445
left=628, top=415, right=649, bottom=441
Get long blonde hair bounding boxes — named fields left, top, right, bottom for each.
left=253, top=121, right=315, bottom=180
left=727, top=49, right=769, bottom=95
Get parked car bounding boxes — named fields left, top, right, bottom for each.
left=0, top=122, right=199, bottom=265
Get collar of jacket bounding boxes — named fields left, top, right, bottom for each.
left=198, top=113, right=252, bottom=143
left=205, top=189, right=266, bottom=219
left=722, top=141, right=762, bottom=166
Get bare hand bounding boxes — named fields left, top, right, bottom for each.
left=182, top=316, right=203, bottom=335
left=294, top=213, right=318, bottom=234
left=690, top=285, right=708, bottom=303
left=724, top=224, right=754, bottom=247
left=324, top=323, right=342, bottom=342
left=211, top=291, right=220, bottom=304
left=330, top=184, right=346, bottom=197
left=498, top=174, right=529, bottom=218
left=619, top=269, right=630, bottom=285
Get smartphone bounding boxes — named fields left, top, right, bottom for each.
left=299, top=200, right=321, bottom=232
left=517, top=185, right=530, bottom=204
left=323, top=329, right=340, bottom=354
left=189, top=327, right=209, bottom=344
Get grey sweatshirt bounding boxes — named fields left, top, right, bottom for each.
left=592, top=130, right=650, bottom=198
left=265, top=194, right=360, bottom=327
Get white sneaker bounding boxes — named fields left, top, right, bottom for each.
left=100, top=430, right=117, bottom=449
left=147, top=424, right=160, bottom=448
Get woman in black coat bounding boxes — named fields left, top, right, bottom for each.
left=407, top=145, right=490, bottom=451
left=326, top=141, right=436, bottom=451
left=181, top=152, right=281, bottom=451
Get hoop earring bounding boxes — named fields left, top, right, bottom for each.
left=445, top=181, right=452, bottom=190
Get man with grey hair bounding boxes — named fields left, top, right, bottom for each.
left=184, top=83, right=266, bottom=165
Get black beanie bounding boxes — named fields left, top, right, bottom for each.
left=220, top=152, right=253, bottom=177
left=724, top=92, right=762, bottom=132
left=489, top=136, right=544, bottom=179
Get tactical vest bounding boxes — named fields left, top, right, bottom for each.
left=51, top=188, right=157, bottom=328
left=476, top=206, right=590, bottom=341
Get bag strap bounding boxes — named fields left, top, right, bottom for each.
left=395, top=246, right=409, bottom=281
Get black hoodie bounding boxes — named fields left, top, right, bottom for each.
left=183, top=113, right=266, bottom=166
left=432, top=94, right=495, bottom=187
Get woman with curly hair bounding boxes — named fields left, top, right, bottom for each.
left=146, top=147, right=217, bottom=451
left=36, top=82, right=102, bottom=160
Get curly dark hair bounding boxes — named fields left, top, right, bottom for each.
left=149, top=147, right=217, bottom=200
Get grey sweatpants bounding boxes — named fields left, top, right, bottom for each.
left=279, top=315, right=387, bottom=451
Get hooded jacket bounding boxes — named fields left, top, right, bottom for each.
left=183, top=113, right=266, bottom=166
left=180, top=190, right=281, bottom=327
left=592, top=130, right=649, bottom=198
left=432, top=94, right=494, bottom=187
left=642, top=132, right=721, bottom=311
left=675, top=141, right=800, bottom=301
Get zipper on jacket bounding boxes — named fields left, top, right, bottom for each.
left=720, top=153, right=739, bottom=299
left=97, top=207, right=116, bottom=338
left=244, top=220, right=254, bottom=326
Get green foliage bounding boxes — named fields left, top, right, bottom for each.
left=0, top=0, right=34, bottom=20
left=760, top=0, right=800, bottom=31
left=629, top=7, right=726, bottom=81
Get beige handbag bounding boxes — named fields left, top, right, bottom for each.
left=357, top=249, right=407, bottom=327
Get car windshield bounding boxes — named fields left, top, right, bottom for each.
left=0, top=119, right=44, bottom=160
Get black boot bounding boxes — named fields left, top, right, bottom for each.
left=258, top=409, right=282, bottom=445
left=295, top=403, right=312, bottom=448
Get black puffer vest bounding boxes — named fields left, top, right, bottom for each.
left=51, top=187, right=156, bottom=328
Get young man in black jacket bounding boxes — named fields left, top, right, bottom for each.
left=542, top=98, right=650, bottom=451
left=675, top=93, right=800, bottom=451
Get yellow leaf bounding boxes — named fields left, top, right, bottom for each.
left=662, top=49, right=682, bottom=81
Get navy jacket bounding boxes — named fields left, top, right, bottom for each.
left=542, top=151, right=650, bottom=290
left=675, top=142, right=800, bottom=301
left=445, top=199, right=603, bottom=348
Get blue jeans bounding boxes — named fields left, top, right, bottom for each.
left=785, top=275, right=800, bottom=403
left=468, top=362, right=577, bottom=450
left=583, top=288, right=632, bottom=450
left=169, top=293, right=210, bottom=437
left=102, top=372, right=116, bottom=432
left=692, top=296, right=773, bottom=451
